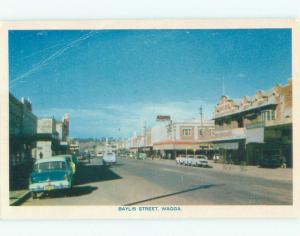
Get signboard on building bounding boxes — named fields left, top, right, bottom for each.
left=215, top=142, right=239, bottom=150
left=37, top=118, right=55, bottom=134
left=156, top=115, right=171, bottom=122
left=246, top=127, right=264, bottom=144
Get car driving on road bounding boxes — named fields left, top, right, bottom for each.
left=29, top=156, right=74, bottom=199
left=103, top=151, right=117, bottom=165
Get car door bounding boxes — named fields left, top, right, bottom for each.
left=65, top=161, right=74, bottom=184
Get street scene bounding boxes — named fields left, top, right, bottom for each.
left=9, top=29, right=292, bottom=206
left=21, top=155, right=292, bottom=206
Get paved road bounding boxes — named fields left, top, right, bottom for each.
left=22, top=157, right=292, bottom=206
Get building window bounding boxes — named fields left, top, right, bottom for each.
left=266, top=111, right=270, bottom=120
left=182, top=128, right=192, bottom=136
left=261, top=110, right=276, bottom=121
left=271, top=110, right=276, bottom=120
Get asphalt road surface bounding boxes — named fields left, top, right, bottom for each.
left=22, top=157, right=292, bottom=206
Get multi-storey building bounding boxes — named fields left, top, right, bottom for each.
left=9, top=93, right=37, bottom=189
left=212, top=80, right=292, bottom=166
left=9, top=94, right=37, bottom=165
left=36, top=117, right=60, bottom=159
left=152, top=119, right=215, bottom=159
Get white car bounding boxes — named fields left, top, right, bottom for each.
left=103, top=152, right=117, bottom=165
left=213, top=154, right=221, bottom=162
left=196, top=155, right=208, bottom=160
left=183, top=155, right=195, bottom=166
left=176, top=155, right=185, bottom=164
left=191, top=155, right=210, bottom=167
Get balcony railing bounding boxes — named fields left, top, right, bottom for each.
left=245, top=118, right=292, bottom=129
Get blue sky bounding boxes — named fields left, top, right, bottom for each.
left=9, top=29, right=291, bottom=138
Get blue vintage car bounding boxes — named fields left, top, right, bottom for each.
left=29, top=156, right=74, bottom=199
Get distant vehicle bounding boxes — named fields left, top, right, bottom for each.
left=176, top=155, right=185, bottom=165
left=213, top=154, right=222, bottom=163
left=103, top=152, right=117, bottom=165
left=120, top=153, right=127, bottom=158
left=127, top=152, right=135, bottom=159
left=81, top=152, right=90, bottom=159
left=97, top=152, right=103, bottom=158
left=90, top=151, right=96, bottom=157
left=136, top=153, right=147, bottom=160
left=78, top=152, right=84, bottom=160
left=29, top=156, right=74, bottom=199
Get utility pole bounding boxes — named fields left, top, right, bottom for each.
left=199, top=106, right=203, bottom=127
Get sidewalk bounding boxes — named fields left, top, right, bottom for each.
left=9, top=189, right=30, bottom=206
left=143, top=158, right=292, bottom=182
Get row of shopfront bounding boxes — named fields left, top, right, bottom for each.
left=129, top=80, right=292, bottom=167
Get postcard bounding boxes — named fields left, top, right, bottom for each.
left=0, top=19, right=299, bottom=219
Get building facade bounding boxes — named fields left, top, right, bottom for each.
left=9, top=94, right=37, bottom=189
left=213, top=80, right=292, bottom=166
left=152, top=120, right=215, bottom=159
left=36, top=117, right=60, bottom=159
left=128, top=117, right=215, bottom=159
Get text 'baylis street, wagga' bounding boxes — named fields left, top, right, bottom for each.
left=118, top=206, right=181, bottom=212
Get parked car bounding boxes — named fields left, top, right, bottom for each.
left=81, top=152, right=91, bottom=160
left=260, top=157, right=283, bottom=168
left=197, top=154, right=208, bottom=160
left=191, top=156, right=210, bottom=167
left=183, top=155, right=194, bottom=166
left=128, top=152, right=135, bottom=159
left=90, top=151, right=95, bottom=157
left=213, top=154, right=222, bottom=163
left=176, top=155, right=185, bottom=165
left=120, top=152, right=127, bottom=158
left=260, top=149, right=284, bottom=168
left=103, top=152, right=117, bottom=165
left=29, top=156, right=74, bottom=199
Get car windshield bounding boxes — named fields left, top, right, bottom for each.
left=196, top=155, right=206, bottom=159
left=34, top=161, right=66, bottom=172
left=106, top=153, right=114, bottom=155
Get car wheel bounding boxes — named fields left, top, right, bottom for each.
left=31, top=192, right=37, bottom=199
